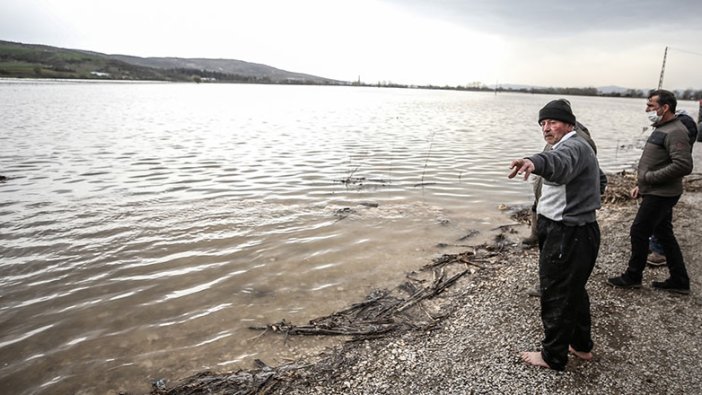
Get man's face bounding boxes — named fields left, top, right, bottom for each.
left=540, top=119, right=573, bottom=145
left=646, top=95, right=667, bottom=115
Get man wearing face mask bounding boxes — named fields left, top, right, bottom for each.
left=646, top=109, right=698, bottom=266
left=607, top=89, right=693, bottom=294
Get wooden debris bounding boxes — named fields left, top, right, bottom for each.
left=510, top=207, right=532, bottom=224
left=602, top=171, right=637, bottom=205
left=457, top=229, right=479, bottom=241
left=155, top=240, right=513, bottom=395
left=685, top=174, right=702, bottom=192
left=248, top=273, right=457, bottom=340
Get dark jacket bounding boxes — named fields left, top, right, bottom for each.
left=637, top=118, right=693, bottom=197
left=676, top=112, right=698, bottom=146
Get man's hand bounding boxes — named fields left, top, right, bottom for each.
left=630, top=186, right=639, bottom=199
left=508, top=159, right=535, bottom=180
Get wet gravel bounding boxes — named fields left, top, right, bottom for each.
left=276, top=193, right=702, bottom=395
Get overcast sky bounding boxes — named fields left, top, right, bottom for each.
left=2, top=0, right=701, bottom=89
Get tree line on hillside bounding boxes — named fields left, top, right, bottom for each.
left=352, top=80, right=702, bottom=100
left=174, top=68, right=332, bottom=85
left=501, top=86, right=702, bottom=100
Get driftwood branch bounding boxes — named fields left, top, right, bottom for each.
left=248, top=241, right=490, bottom=342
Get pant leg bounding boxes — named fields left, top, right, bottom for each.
left=569, top=222, right=600, bottom=352
left=626, top=195, right=678, bottom=282
left=651, top=197, right=689, bottom=285
left=538, top=219, right=599, bottom=370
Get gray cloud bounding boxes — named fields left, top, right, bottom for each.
left=381, top=0, right=702, bottom=36
left=0, top=1, right=74, bottom=45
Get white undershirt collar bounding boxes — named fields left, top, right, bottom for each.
left=552, top=131, right=577, bottom=149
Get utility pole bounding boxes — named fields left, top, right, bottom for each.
left=657, top=46, right=668, bottom=89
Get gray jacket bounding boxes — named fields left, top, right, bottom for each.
left=529, top=133, right=602, bottom=226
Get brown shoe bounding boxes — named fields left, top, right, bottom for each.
left=647, top=252, right=666, bottom=267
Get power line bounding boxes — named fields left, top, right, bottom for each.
left=668, top=47, right=702, bottom=57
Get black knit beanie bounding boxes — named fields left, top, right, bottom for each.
left=538, top=99, right=576, bottom=125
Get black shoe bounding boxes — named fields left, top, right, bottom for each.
left=607, top=275, right=642, bottom=289
left=652, top=279, right=690, bottom=295
left=521, top=236, right=538, bottom=247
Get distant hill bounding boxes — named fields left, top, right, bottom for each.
left=0, top=40, right=343, bottom=84
left=110, top=55, right=339, bottom=84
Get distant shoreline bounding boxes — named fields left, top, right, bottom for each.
left=5, top=76, right=702, bottom=102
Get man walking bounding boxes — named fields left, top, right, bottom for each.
left=509, top=99, right=601, bottom=370
left=607, top=89, right=693, bottom=294
left=646, top=109, right=698, bottom=266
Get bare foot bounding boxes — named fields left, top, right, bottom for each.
left=520, top=351, right=550, bottom=368
left=568, top=345, right=593, bottom=361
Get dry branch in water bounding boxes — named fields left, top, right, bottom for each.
left=153, top=242, right=505, bottom=395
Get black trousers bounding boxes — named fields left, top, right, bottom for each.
left=624, top=194, right=689, bottom=286
left=537, top=216, right=600, bottom=371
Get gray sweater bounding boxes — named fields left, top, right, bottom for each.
left=529, top=132, right=601, bottom=226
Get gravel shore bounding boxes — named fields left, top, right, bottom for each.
left=280, top=194, right=702, bottom=395
left=159, top=147, right=702, bottom=395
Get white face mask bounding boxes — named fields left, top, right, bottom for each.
left=646, top=110, right=662, bottom=124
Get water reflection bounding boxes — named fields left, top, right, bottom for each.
left=0, top=80, right=697, bottom=394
